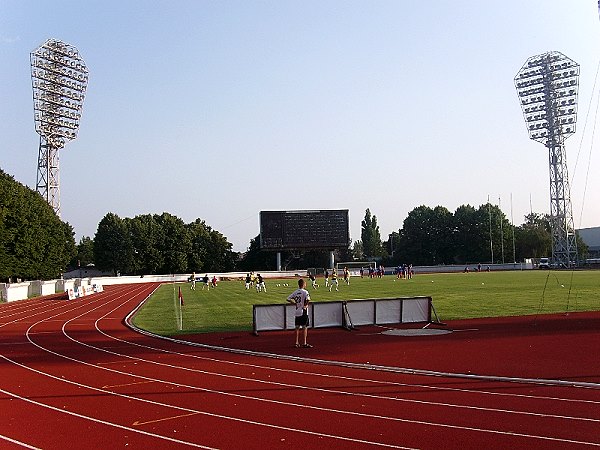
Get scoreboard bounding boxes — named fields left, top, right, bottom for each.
left=259, top=210, right=350, bottom=250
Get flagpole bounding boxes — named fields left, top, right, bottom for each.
left=488, top=195, right=494, bottom=264
left=511, top=192, right=516, bottom=264
left=499, top=195, right=505, bottom=264
left=178, top=285, right=183, bottom=331
left=173, top=274, right=179, bottom=331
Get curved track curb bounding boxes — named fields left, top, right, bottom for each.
left=125, top=292, right=600, bottom=390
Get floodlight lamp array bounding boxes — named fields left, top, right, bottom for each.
left=31, top=39, right=88, bottom=148
left=514, top=51, right=579, bottom=145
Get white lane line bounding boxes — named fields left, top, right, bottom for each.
left=0, top=433, right=42, bottom=450
left=37, top=292, right=600, bottom=446
left=11, top=285, right=417, bottom=449
left=89, top=311, right=600, bottom=425
left=0, top=301, right=84, bottom=328
left=108, top=303, right=600, bottom=407
left=0, top=355, right=414, bottom=450
left=14, top=285, right=600, bottom=447
left=0, top=386, right=216, bottom=449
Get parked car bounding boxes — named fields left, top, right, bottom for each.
left=539, top=257, right=550, bottom=269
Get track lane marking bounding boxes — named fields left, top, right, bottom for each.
left=112, top=313, right=600, bottom=406
left=0, top=355, right=415, bottom=450
left=86, top=329, right=600, bottom=424
left=14, top=284, right=600, bottom=448
left=11, top=284, right=419, bottom=449
left=26, top=304, right=600, bottom=447
left=97, top=360, right=140, bottom=366
left=133, top=412, right=201, bottom=426
left=0, top=386, right=216, bottom=449
left=102, top=380, right=155, bottom=389
left=88, top=308, right=600, bottom=424
left=0, top=433, right=41, bottom=450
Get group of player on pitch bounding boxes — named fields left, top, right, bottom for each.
left=307, top=268, right=350, bottom=292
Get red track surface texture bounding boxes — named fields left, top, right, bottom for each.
left=1, top=283, right=599, bottom=449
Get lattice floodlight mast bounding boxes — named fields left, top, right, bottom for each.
left=515, top=51, right=579, bottom=268
left=31, top=39, right=88, bottom=217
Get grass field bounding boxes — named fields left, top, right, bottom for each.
left=132, top=270, right=600, bottom=335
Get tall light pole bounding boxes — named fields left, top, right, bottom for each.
left=31, top=39, right=88, bottom=217
left=515, top=51, right=579, bottom=268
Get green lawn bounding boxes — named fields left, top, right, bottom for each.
left=132, top=270, right=600, bottom=335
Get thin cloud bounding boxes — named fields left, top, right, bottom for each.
left=1, top=36, right=21, bottom=44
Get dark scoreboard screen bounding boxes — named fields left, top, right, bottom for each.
left=260, top=210, right=350, bottom=250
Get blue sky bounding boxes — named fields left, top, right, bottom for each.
left=1, top=1, right=599, bottom=252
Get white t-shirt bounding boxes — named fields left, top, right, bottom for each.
left=287, top=288, right=311, bottom=317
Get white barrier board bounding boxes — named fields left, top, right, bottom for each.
left=253, top=297, right=432, bottom=333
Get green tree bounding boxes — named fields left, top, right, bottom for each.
left=0, top=169, right=75, bottom=281
left=451, top=204, right=486, bottom=264
left=514, top=213, right=551, bottom=260
left=188, top=219, right=236, bottom=272
left=484, top=203, right=515, bottom=264
left=128, top=214, right=163, bottom=275
left=396, top=205, right=453, bottom=265
left=154, top=213, right=189, bottom=274
left=238, top=235, right=276, bottom=271
left=94, top=212, right=237, bottom=276
left=352, top=240, right=364, bottom=260
left=70, top=236, right=95, bottom=269
left=94, top=213, right=130, bottom=275
left=361, top=209, right=382, bottom=258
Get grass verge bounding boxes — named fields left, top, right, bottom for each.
left=132, top=270, right=600, bottom=335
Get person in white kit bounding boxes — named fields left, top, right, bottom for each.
left=286, top=278, right=312, bottom=348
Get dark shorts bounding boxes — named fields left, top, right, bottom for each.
left=295, top=311, right=309, bottom=328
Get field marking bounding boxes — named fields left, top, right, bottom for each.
left=102, top=380, right=155, bottom=389
left=105, top=297, right=600, bottom=408
left=142, top=327, right=600, bottom=389
left=125, top=290, right=596, bottom=399
left=11, top=284, right=600, bottom=448
left=89, top=322, right=600, bottom=424
left=133, top=412, right=201, bottom=426
left=10, top=287, right=418, bottom=449
left=97, top=360, right=140, bottom=366
left=53, top=295, right=600, bottom=445
left=0, top=300, right=85, bottom=329
left=0, top=433, right=41, bottom=450
left=0, top=355, right=415, bottom=450
left=0, top=385, right=216, bottom=450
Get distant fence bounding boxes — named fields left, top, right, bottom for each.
left=0, top=271, right=306, bottom=302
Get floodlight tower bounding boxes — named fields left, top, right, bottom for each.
left=30, top=39, right=88, bottom=217
left=515, top=51, right=579, bottom=268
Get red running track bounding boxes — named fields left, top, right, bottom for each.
left=1, top=283, right=599, bottom=449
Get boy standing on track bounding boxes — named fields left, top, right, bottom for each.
left=286, top=279, right=312, bottom=348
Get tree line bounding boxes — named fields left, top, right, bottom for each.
left=1, top=169, right=75, bottom=282
left=355, top=206, right=587, bottom=266
left=92, top=212, right=237, bottom=275
left=1, top=167, right=588, bottom=281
